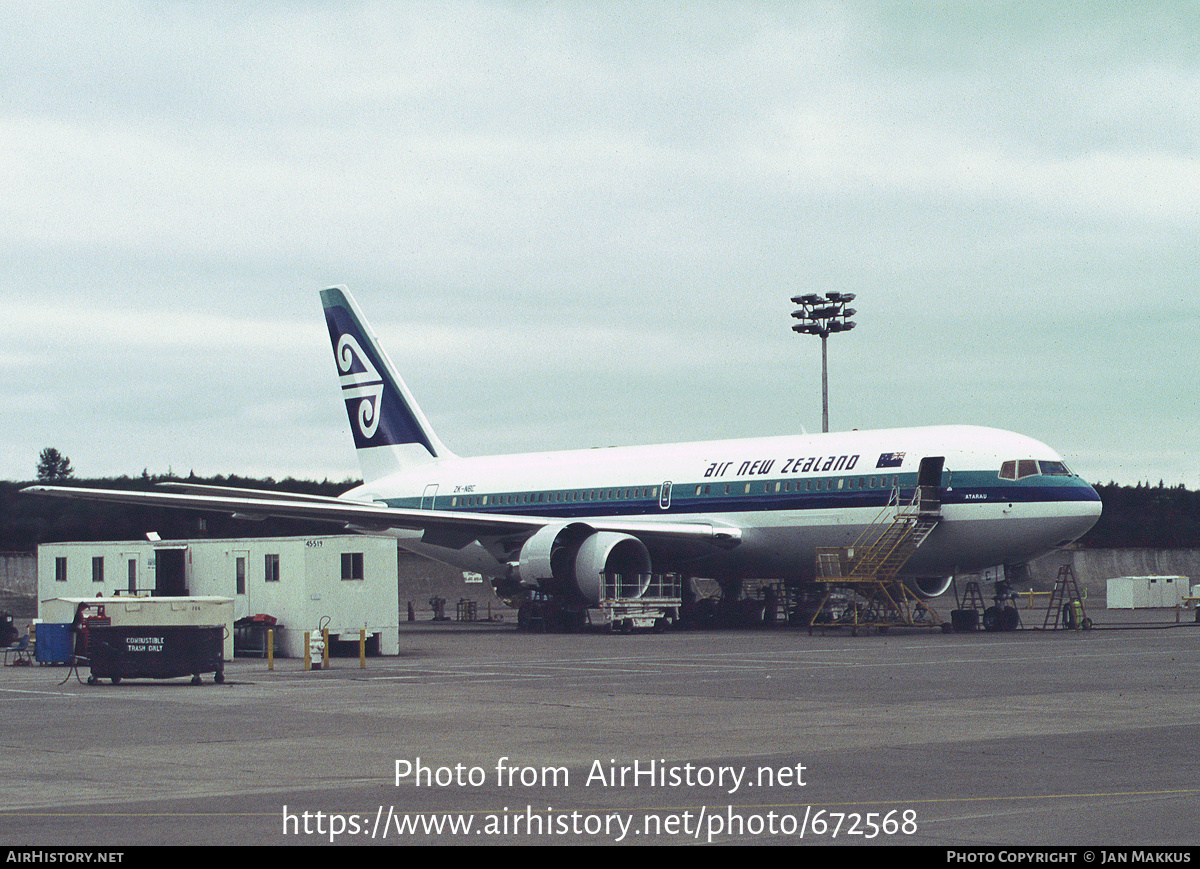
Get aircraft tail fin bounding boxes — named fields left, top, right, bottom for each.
left=320, top=287, right=454, bottom=482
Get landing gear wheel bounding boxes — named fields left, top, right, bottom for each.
left=982, top=606, right=1002, bottom=632
left=215, top=670, right=225, bottom=684
left=190, top=674, right=202, bottom=686
left=1002, top=607, right=1020, bottom=631
left=87, top=675, right=97, bottom=685
left=110, top=676, right=121, bottom=685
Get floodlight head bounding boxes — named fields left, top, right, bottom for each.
left=792, top=293, right=822, bottom=305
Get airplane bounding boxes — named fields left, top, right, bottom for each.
left=26, top=286, right=1102, bottom=630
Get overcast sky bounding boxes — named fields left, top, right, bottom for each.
left=2, top=2, right=1197, bottom=487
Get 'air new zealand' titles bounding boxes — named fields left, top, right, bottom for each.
left=26, top=286, right=1102, bottom=629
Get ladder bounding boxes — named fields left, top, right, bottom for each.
left=1043, top=563, right=1091, bottom=630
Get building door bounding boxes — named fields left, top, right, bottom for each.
left=154, top=547, right=187, bottom=596
left=233, top=551, right=249, bottom=621
left=120, top=552, right=140, bottom=594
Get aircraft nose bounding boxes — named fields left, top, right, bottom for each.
left=1057, top=485, right=1103, bottom=544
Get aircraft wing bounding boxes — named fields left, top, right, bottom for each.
left=21, top=485, right=742, bottom=549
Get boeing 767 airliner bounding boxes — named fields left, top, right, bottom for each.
left=27, top=287, right=1102, bottom=625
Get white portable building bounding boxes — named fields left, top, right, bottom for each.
left=1106, top=576, right=1191, bottom=609
left=38, top=535, right=399, bottom=656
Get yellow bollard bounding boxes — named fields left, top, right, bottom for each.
left=322, top=627, right=329, bottom=670
left=267, top=628, right=274, bottom=671
left=303, top=630, right=311, bottom=671
left=359, top=628, right=366, bottom=669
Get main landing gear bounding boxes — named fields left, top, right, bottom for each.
left=981, top=603, right=1020, bottom=632
left=950, top=577, right=1021, bottom=632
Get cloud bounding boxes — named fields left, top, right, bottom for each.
left=0, top=3, right=1196, bottom=486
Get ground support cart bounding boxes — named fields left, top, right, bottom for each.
left=591, top=573, right=682, bottom=633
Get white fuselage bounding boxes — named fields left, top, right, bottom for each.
left=344, top=424, right=1102, bottom=582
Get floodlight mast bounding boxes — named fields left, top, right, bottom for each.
left=790, top=292, right=856, bottom=433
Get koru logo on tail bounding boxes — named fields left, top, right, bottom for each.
left=336, top=333, right=384, bottom=439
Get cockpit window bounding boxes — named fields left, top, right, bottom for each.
left=999, top=459, right=1074, bottom=480
left=1038, top=461, right=1072, bottom=476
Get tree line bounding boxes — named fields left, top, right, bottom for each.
left=1080, top=482, right=1200, bottom=549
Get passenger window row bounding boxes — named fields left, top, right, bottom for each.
left=451, top=487, right=659, bottom=508
left=447, top=476, right=906, bottom=509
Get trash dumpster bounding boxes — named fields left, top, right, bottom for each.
left=84, top=624, right=225, bottom=685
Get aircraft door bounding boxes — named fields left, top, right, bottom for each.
left=917, top=456, right=945, bottom=512
left=659, top=481, right=672, bottom=510
left=421, top=484, right=438, bottom=509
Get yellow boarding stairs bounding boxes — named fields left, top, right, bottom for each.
left=810, top=484, right=944, bottom=634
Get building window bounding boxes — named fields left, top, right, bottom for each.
left=92, top=556, right=104, bottom=583
left=236, top=557, right=246, bottom=595
left=341, top=552, right=364, bottom=581
left=128, top=559, right=137, bottom=594
left=55, top=557, right=67, bottom=583
left=265, top=553, right=280, bottom=583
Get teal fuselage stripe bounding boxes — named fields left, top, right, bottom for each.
left=384, top=470, right=1099, bottom=519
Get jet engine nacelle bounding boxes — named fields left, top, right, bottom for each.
left=515, top=523, right=652, bottom=606
left=907, top=575, right=954, bottom=598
